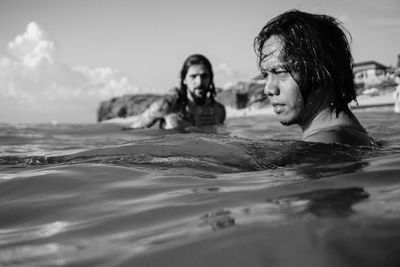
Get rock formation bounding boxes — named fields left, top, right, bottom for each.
left=97, top=94, right=163, bottom=122
left=216, top=77, right=268, bottom=109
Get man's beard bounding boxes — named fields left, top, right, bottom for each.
left=190, top=89, right=208, bottom=105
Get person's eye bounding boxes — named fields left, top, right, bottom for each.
left=274, top=69, right=290, bottom=80
left=270, top=68, right=287, bottom=75
left=261, top=72, right=269, bottom=79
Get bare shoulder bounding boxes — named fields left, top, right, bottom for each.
left=303, top=130, right=341, bottom=144
left=303, top=126, right=374, bottom=146
left=214, top=100, right=225, bottom=109
left=214, top=101, right=226, bottom=122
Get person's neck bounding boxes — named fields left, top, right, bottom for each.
left=300, top=107, right=356, bottom=139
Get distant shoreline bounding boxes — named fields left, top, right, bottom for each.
left=351, top=92, right=394, bottom=110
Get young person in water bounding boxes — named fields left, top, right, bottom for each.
left=125, top=54, right=226, bottom=129
left=254, top=10, right=374, bottom=146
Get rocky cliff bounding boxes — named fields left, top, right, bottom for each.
left=97, top=77, right=268, bottom=122
left=97, top=94, right=163, bottom=122
left=216, top=79, right=268, bottom=109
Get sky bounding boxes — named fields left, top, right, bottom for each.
left=0, top=0, right=399, bottom=124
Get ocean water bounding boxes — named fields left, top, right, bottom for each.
left=1, top=109, right=400, bottom=267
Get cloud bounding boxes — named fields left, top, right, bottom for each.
left=0, top=22, right=136, bottom=123
left=8, top=22, right=55, bottom=67
left=214, top=63, right=250, bottom=89
left=215, top=63, right=235, bottom=77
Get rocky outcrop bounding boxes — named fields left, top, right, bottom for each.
left=97, top=77, right=268, bottom=122
left=97, top=94, right=163, bottom=122
left=215, top=77, right=268, bottom=109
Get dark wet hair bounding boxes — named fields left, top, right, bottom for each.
left=177, top=54, right=216, bottom=110
left=254, top=10, right=356, bottom=113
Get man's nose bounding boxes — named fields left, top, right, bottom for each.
left=194, top=76, right=204, bottom=87
left=194, top=76, right=201, bottom=84
left=264, top=76, right=279, bottom=96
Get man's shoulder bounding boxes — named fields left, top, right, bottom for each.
left=213, top=100, right=226, bottom=111
left=214, top=100, right=225, bottom=107
left=208, top=99, right=226, bottom=123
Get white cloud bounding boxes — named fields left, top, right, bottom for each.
left=0, top=22, right=137, bottom=123
left=214, top=62, right=251, bottom=89
left=215, top=63, right=235, bottom=77
left=8, top=22, right=55, bottom=67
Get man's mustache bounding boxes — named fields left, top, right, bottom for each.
left=193, top=87, right=208, bottom=92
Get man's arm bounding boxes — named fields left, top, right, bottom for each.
left=124, top=97, right=173, bottom=129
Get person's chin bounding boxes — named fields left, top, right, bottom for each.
left=278, top=115, right=297, bottom=126
left=279, top=120, right=293, bottom=126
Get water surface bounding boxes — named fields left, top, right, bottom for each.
left=1, top=110, right=400, bottom=266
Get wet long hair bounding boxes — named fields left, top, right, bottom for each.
left=254, top=10, right=356, bottom=114
left=176, top=54, right=217, bottom=113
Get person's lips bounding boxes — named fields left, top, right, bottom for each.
left=272, top=103, right=285, bottom=114
left=194, top=88, right=206, bottom=95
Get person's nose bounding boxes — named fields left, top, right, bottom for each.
left=264, top=76, right=279, bottom=97
left=194, top=76, right=202, bottom=87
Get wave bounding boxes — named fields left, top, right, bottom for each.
left=0, top=134, right=383, bottom=175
